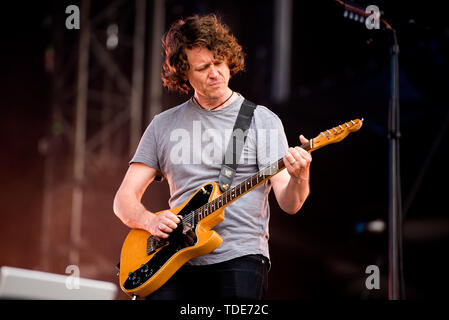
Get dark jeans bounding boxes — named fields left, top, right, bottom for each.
left=146, top=254, right=269, bottom=300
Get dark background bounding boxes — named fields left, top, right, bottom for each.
left=1, top=0, right=448, bottom=300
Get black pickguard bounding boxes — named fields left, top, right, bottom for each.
left=123, top=183, right=214, bottom=291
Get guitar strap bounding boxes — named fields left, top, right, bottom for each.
left=218, top=99, right=257, bottom=192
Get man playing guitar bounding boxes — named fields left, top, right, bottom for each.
left=113, top=14, right=312, bottom=300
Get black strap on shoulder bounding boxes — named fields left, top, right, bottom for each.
left=218, top=99, right=257, bottom=192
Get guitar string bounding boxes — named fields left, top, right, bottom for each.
left=177, top=129, right=318, bottom=228
left=178, top=141, right=315, bottom=229
left=181, top=166, right=275, bottom=227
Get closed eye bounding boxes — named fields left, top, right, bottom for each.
left=196, top=61, right=223, bottom=72
left=196, top=64, right=209, bottom=71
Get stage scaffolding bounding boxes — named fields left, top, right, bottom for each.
left=39, top=0, right=165, bottom=277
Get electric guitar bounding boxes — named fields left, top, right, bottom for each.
left=118, top=118, right=363, bottom=298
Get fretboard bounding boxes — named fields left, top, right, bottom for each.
left=195, top=140, right=312, bottom=221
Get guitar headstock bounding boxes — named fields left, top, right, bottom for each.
left=309, top=118, right=363, bottom=152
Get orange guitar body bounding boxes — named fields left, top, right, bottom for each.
left=119, top=181, right=224, bottom=298
left=118, top=118, right=364, bottom=299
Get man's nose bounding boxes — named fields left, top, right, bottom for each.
left=208, top=65, right=219, bottom=78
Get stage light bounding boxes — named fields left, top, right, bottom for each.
left=355, top=219, right=386, bottom=234
left=106, top=23, right=119, bottom=50
left=366, top=219, right=386, bottom=233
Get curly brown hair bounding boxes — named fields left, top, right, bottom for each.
left=161, top=14, right=245, bottom=94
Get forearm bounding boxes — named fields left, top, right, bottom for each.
left=114, top=163, right=180, bottom=238
left=113, top=191, right=154, bottom=231
left=276, top=176, right=310, bottom=214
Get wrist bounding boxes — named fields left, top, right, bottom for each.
left=291, top=176, right=309, bottom=185
left=142, top=210, right=156, bottom=229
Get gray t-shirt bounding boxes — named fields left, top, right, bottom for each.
left=131, top=94, right=288, bottom=265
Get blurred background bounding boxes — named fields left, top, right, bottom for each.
left=0, top=0, right=448, bottom=300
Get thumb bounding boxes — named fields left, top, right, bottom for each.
left=299, top=134, right=309, bottom=144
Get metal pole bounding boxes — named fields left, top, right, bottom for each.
left=388, top=29, right=403, bottom=300
left=147, top=0, right=165, bottom=123
left=130, top=0, right=147, bottom=155
left=40, top=5, right=61, bottom=272
left=40, top=137, right=54, bottom=271
left=70, top=0, right=90, bottom=267
left=272, top=0, right=292, bottom=103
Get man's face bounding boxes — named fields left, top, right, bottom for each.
left=185, top=47, right=231, bottom=101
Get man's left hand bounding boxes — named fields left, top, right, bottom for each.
left=283, top=135, right=312, bottom=184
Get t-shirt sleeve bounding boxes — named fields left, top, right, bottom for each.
left=255, top=110, right=289, bottom=170
left=130, top=116, right=161, bottom=173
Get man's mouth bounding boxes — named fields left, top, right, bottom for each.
left=209, top=82, right=222, bottom=88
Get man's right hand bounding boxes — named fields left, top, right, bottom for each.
left=146, top=210, right=181, bottom=239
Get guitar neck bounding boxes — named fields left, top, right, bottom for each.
left=192, top=117, right=364, bottom=222
left=195, top=140, right=314, bottom=221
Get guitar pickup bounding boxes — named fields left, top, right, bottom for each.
left=146, top=236, right=168, bottom=255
